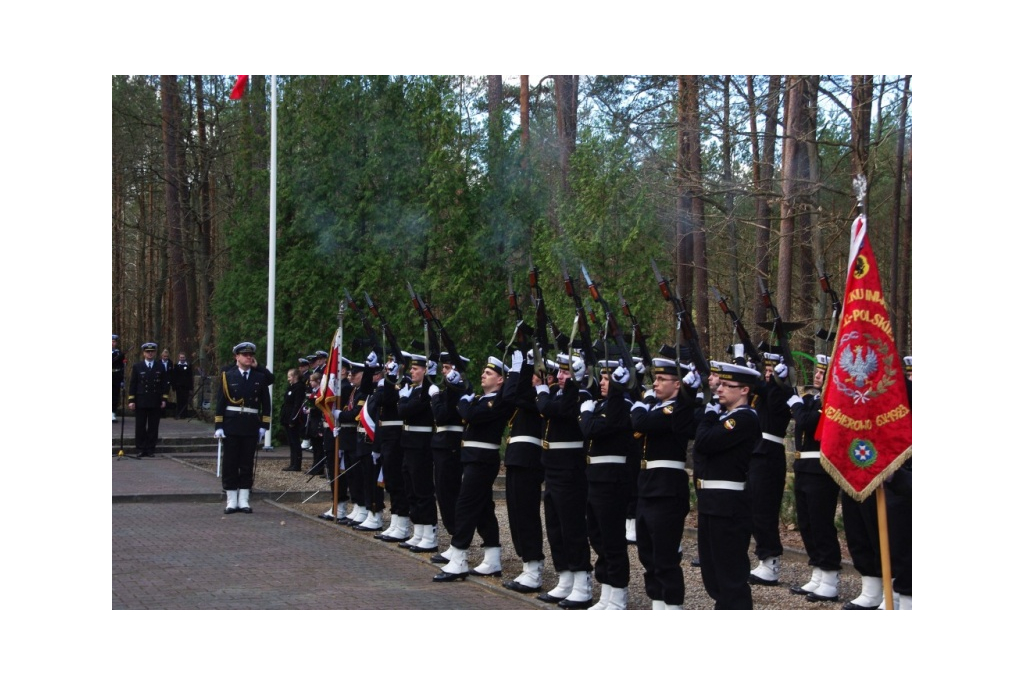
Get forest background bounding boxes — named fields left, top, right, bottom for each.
left=112, top=74, right=911, bottom=427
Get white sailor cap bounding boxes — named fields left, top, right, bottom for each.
left=650, top=357, right=681, bottom=376
left=485, top=356, right=508, bottom=374
left=709, top=360, right=760, bottom=383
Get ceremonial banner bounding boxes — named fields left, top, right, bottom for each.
left=315, top=328, right=342, bottom=431
left=818, top=212, right=912, bottom=501
left=229, top=75, right=249, bottom=100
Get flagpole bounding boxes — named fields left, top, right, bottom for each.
left=264, top=74, right=277, bottom=449
left=875, top=484, right=894, bottom=610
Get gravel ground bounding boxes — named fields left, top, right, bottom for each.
left=180, top=455, right=861, bottom=610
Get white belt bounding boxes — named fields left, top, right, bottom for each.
left=462, top=441, right=500, bottom=450
left=436, top=426, right=464, bottom=433
left=542, top=440, right=584, bottom=450
left=696, top=479, right=746, bottom=491
left=588, top=455, right=627, bottom=465
left=337, top=423, right=356, bottom=429
left=403, top=425, right=433, bottom=433
left=641, top=460, right=685, bottom=470
left=226, top=406, right=259, bottom=415
left=508, top=435, right=543, bottom=446
left=380, top=420, right=403, bottom=427
left=799, top=451, right=821, bottom=459
left=761, top=433, right=785, bottom=445
left=357, top=427, right=366, bottom=433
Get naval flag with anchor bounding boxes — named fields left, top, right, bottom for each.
left=817, top=178, right=912, bottom=501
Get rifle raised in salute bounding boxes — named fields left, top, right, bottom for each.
left=407, top=281, right=441, bottom=363
left=562, top=263, right=598, bottom=374
left=528, top=263, right=568, bottom=357
left=504, top=276, right=535, bottom=350
left=710, top=284, right=765, bottom=372
left=756, top=276, right=803, bottom=372
left=405, top=283, right=468, bottom=375
left=651, top=259, right=711, bottom=385
left=364, top=291, right=404, bottom=366
left=581, top=263, right=636, bottom=389
left=345, top=288, right=382, bottom=353
left=618, top=291, right=654, bottom=383
left=815, top=261, right=843, bottom=343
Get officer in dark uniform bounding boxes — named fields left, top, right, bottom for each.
left=501, top=353, right=547, bottom=593
left=113, top=335, right=125, bottom=421
left=214, top=342, right=272, bottom=514
left=787, top=354, right=842, bottom=601
left=281, top=368, right=306, bottom=472
left=579, top=355, right=636, bottom=610
left=170, top=353, right=194, bottom=419
left=127, top=342, right=169, bottom=458
left=393, top=353, right=436, bottom=548
left=433, top=353, right=521, bottom=582
left=748, top=351, right=796, bottom=585
left=535, top=353, right=593, bottom=608
left=428, top=353, right=469, bottom=564
left=693, top=360, right=761, bottom=610
left=629, top=356, right=697, bottom=610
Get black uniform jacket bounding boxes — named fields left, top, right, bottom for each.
left=693, top=405, right=759, bottom=517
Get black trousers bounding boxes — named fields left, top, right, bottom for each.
left=403, top=447, right=437, bottom=525
left=221, top=433, right=258, bottom=491
left=636, top=493, right=688, bottom=605
left=793, top=466, right=841, bottom=570
left=134, top=406, right=161, bottom=454
left=357, top=449, right=385, bottom=513
left=286, top=424, right=303, bottom=470
left=450, top=460, right=500, bottom=549
left=749, top=451, right=786, bottom=559
left=113, top=383, right=121, bottom=413
left=888, top=486, right=912, bottom=596
left=586, top=478, right=630, bottom=587
left=698, top=510, right=753, bottom=609
left=432, top=446, right=462, bottom=533
left=380, top=437, right=408, bottom=516
left=174, top=386, right=191, bottom=417
left=310, top=434, right=326, bottom=475
left=324, top=441, right=349, bottom=505
left=543, top=467, right=591, bottom=573
left=505, top=465, right=545, bottom=562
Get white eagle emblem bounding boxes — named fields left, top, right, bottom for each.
left=839, top=345, right=878, bottom=388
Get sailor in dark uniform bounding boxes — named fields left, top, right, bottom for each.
left=214, top=342, right=272, bottom=514
left=693, top=360, right=761, bottom=609
left=535, top=353, right=593, bottom=608
left=127, top=342, right=169, bottom=458
left=348, top=351, right=385, bottom=528
left=171, top=353, right=194, bottom=419
left=113, top=335, right=125, bottom=421
left=787, top=354, right=842, bottom=602
left=501, top=352, right=547, bottom=593
left=391, top=353, right=436, bottom=548
left=281, top=368, right=306, bottom=472
left=428, top=353, right=469, bottom=564
left=578, top=355, right=636, bottom=610
left=433, top=352, right=521, bottom=582
left=358, top=355, right=407, bottom=533
left=629, top=357, right=697, bottom=609
left=748, top=352, right=796, bottom=585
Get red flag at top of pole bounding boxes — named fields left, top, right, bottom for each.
left=315, top=328, right=342, bottom=431
left=229, top=75, right=249, bottom=100
left=817, top=206, right=912, bottom=502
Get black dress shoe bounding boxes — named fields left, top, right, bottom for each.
left=381, top=534, right=414, bottom=543
left=469, top=568, right=502, bottom=578
left=503, top=580, right=542, bottom=593
left=748, top=574, right=779, bottom=587
left=282, top=466, right=301, bottom=472
left=318, top=513, right=338, bottom=521
left=690, top=558, right=701, bottom=567
left=536, top=591, right=569, bottom=604
left=408, top=544, right=438, bottom=553
left=238, top=507, right=253, bottom=514
left=842, top=600, right=879, bottom=610
left=430, top=553, right=448, bottom=564
left=558, top=597, right=593, bottom=609
left=789, top=585, right=811, bottom=595
left=432, top=570, right=468, bottom=582
left=398, top=540, right=416, bottom=548
left=224, top=507, right=238, bottom=515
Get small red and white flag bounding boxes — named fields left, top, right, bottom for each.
left=315, top=328, right=342, bottom=431
left=229, top=75, right=249, bottom=100
left=817, top=211, right=912, bottom=501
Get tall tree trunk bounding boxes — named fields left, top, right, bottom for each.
left=675, top=76, right=693, bottom=300
left=553, top=75, right=577, bottom=195
left=778, top=77, right=801, bottom=323
left=685, top=76, right=708, bottom=349
left=851, top=75, right=873, bottom=215
left=160, top=75, right=191, bottom=357
left=890, top=76, right=911, bottom=341
left=195, top=75, right=216, bottom=369
left=798, top=76, right=820, bottom=355
left=723, top=77, right=739, bottom=320
left=748, top=76, right=781, bottom=326
left=519, top=75, right=530, bottom=155
left=897, top=144, right=912, bottom=354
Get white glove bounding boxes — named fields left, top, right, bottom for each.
left=579, top=399, right=596, bottom=414
left=399, top=384, right=412, bottom=399
left=787, top=394, right=803, bottom=408
left=571, top=358, right=586, bottom=382
left=332, top=409, right=342, bottom=421
left=643, top=388, right=656, bottom=400
left=333, top=427, right=340, bottom=437
left=775, top=362, right=789, bottom=379
left=705, top=402, right=721, bottom=415
left=526, top=349, right=535, bottom=365
left=214, top=428, right=225, bottom=439
left=611, top=365, right=630, bottom=385
left=535, top=384, right=550, bottom=396
left=683, top=370, right=701, bottom=390
left=365, top=351, right=379, bottom=367
left=511, top=350, right=524, bottom=373
left=428, top=383, right=440, bottom=397
left=377, top=378, right=385, bottom=388
left=446, top=369, right=462, bottom=385
left=259, top=428, right=267, bottom=440
left=371, top=451, right=381, bottom=464
left=631, top=400, right=649, bottom=412
left=634, top=360, right=646, bottom=376
left=460, top=393, right=476, bottom=403
left=427, top=360, right=437, bottom=377
left=384, top=360, right=399, bottom=380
